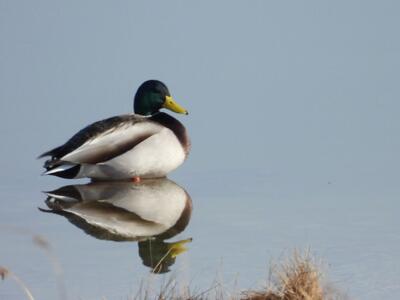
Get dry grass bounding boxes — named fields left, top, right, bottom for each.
left=0, top=266, right=35, bottom=300
left=131, top=272, right=230, bottom=300
left=242, top=250, right=342, bottom=300
left=0, top=226, right=66, bottom=300
left=130, top=250, right=343, bottom=300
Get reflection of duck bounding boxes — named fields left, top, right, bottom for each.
left=40, top=178, right=192, bottom=273
left=39, top=80, right=190, bottom=181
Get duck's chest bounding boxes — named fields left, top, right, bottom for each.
left=106, top=127, right=187, bottom=177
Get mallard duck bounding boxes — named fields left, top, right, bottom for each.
left=39, top=80, right=190, bottom=180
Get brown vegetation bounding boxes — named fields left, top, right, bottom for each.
left=242, top=250, right=334, bottom=300
left=133, top=251, right=343, bottom=300
left=0, top=266, right=35, bottom=300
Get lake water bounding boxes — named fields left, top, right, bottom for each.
left=1, top=161, right=399, bottom=299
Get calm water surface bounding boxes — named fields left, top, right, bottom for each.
left=1, top=166, right=399, bottom=299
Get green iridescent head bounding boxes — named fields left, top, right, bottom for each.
left=133, top=80, right=188, bottom=116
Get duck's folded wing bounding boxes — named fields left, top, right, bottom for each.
left=60, top=119, right=162, bottom=164
left=40, top=115, right=138, bottom=159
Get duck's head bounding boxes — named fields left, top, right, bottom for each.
left=134, top=80, right=188, bottom=116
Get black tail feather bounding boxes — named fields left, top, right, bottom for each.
left=37, top=146, right=63, bottom=159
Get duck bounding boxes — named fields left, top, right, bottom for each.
left=39, top=80, right=190, bottom=181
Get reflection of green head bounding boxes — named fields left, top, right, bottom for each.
left=138, top=238, right=192, bottom=274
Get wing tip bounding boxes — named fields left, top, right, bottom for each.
left=37, top=152, right=50, bottom=159
left=38, top=145, right=63, bottom=160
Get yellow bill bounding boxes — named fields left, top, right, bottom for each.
left=163, top=95, right=188, bottom=115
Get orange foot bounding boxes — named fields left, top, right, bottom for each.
left=131, top=176, right=141, bottom=183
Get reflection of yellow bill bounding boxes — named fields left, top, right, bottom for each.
left=163, top=96, right=188, bottom=115
left=168, top=238, right=192, bottom=258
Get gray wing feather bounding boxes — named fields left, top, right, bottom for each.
left=39, top=115, right=138, bottom=159
left=40, top=114, right=161, bottom=166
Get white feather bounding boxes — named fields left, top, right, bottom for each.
left=61, top=121, right=162, bottom=163
left=76, top=127, right=186, bottom=179
left=42, top=164, right=74, bottom=176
